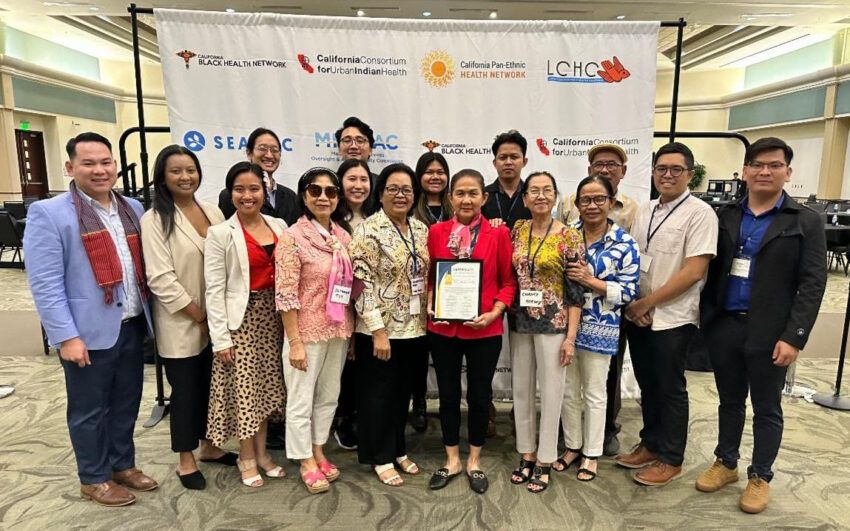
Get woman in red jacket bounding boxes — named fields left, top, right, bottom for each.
left=427, top=169, right=517, bottom=495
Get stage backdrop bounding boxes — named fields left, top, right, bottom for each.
left=156, top=10, right=659, bottom=397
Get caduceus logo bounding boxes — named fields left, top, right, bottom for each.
left=422, top=140, right=440, bottom=152
left=176, top=50, right=197, bottom=70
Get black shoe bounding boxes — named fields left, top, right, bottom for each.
left=199, top=452, right=238, bottom=466
left=603, top=434, right=620, bottom=457
left=176, top=470, right=206, bottom=490
left=409, top=397, right=427, bottom=433
left=335, top=419, right=358, bottom=450
left=467, top=470, right=489, bottom=494
left=429, top=468, right=461, bottom=490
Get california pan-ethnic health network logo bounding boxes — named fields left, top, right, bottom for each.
left=547, top=56, right=630, bottom=84
left=421, top=50, right=455, bottom=88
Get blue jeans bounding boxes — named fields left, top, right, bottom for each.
left=61, top=315, right=145, bottom=484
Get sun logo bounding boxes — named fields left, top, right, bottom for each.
left=421, top=50, right=455, bottom=88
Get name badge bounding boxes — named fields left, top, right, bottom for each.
left=520, top=289, right=544, bottom=308
left=411, top=276, right=425, bottom=296
left=331, top=285, right=352, bottom=304
left=409, top=295, right=421, bottom=315
left=731, top=257, right=751, bottom=278
left=639, top=253, right=653, bottom=273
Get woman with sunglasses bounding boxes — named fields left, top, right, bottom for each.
left=348, top=163, right=429, bottom=487
left=558, top=176, right=639, bottom=482
left=275, top=168, right=353, bottom=494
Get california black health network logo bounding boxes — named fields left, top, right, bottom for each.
left=176, top=50, right=197, bottom=70
left=547, top=56, right=630, bottom=84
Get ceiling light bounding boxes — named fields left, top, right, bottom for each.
left=225, top=8, right=235, bottom=12
left=489, top=11, right=497, bottom=19
left=422, top=11, right=431, bottom=17
left=357, top=9, right=365, bottom=17
left=616, top=14, right=625, bottom=20
left=722, top=33, right=832, bottom=68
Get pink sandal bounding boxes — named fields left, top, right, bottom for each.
left=317, top=460, right=340, bottom=482
left=301, top=469, right=330, bottom=494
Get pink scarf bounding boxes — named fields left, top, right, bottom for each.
left=447, top=214, right=482, bottom=259
left=322, top=223, right=353, bottom=324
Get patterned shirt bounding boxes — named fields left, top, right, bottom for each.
left=349, top=209, right=430, bottom=339
left=573, top=221, right=640, bottom=356
left=508, top=220, right=585, bottom=334
left=558, top=191, right=639, bottom=233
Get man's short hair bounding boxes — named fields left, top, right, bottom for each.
left=745, top=137, right=793, bottom=165
left=653, top=142, right=694, bottom=169
left=66, top=132, right=112, bottom=160
left=334, top=116, right=375, bottom=148
left=491, top=130, right=528, bottom=157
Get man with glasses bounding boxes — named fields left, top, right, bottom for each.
left=615, top=142, right=718, bottom=487
left=336, top=116, right=375, bottom=165
left=558, top=143, right=638, bottom=456
left=697, top=137, right=825, bottom=513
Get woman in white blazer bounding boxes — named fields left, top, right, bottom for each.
left=141, top=145, right=233, bottom=491
left=204, top=161, right=287, bottom=488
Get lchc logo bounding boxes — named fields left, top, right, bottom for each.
left=183, top=130, right=206, bottom=152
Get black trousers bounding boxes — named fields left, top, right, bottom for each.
left=161, top=345, right=213, bottom=453
left=336, top=358, right=357, bottom=421
left=429, top=332, right=502, bottom=448
left=604, top=324, right=628, bottom=438
left=410, top=349, right=430, bottom=403
left=705, top=313, right=787, bottom=481
left=355, top=334, right=426, bottom=465
left=626, top=323, right=695, bottom=467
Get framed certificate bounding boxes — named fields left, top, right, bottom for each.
left=433, top=259, right=483, bottom=322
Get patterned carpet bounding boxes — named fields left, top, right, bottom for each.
left=1, top=352, right=849, bottom=530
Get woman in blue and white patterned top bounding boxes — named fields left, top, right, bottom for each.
left=559, top=175, right=639, bottom=482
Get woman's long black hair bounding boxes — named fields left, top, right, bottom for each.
left=152, top=144, right=203, bottom=239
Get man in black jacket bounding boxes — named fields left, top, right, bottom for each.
left=696, top=137, right=826, bottom=514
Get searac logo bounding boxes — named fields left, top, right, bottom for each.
left=536, top=138, right=551, bottom=157
left=176, top=50, right=197, bottom=70
left=421, top=50, right=455, bottom=88
left=297, top=53, right=314, bottom=73
left=183, top=130, right=206, bottom=151
left=546, top=56, right=630, bottom=84
left=314, top=132, right=399, bottom=150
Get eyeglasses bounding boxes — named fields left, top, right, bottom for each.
left=526, top=187, right=555, bottom=198
left=577, top=195, right=612, bottom=207
left=340, top=136, right=369, bottom=147
left=591, top=161, right=623, bottom=170
left=254, top=145, right=281, bottom=155
left=306, top=184, right=339, bottom=199
left=384, top=185, right=414, bottom=197
left=747, top=161, right=788, bottom=171
left=653, top=165, right=689, bottom=177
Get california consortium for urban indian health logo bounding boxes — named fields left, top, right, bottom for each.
left=176, top=50, right=197, bottom=70
left=421, top=50, right=455, bottom=88
left=183, top=130, right=206, bottom=152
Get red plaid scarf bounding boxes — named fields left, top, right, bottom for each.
left=70, top=181, right=149, bottom=305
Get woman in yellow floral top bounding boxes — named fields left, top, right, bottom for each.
left=508, top=171, right=584, bottom=494
left=348, top=163, right=430, bottom=487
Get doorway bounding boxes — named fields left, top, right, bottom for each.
left=14, top=130, right=49, bottom=199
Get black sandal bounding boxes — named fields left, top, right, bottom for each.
left=510, top=458, right=535, bottom=485
left=577, top=456, right=598, bottom=482
left=527, top=465, right=551, bottom=493
left=553, top=448, right=582, bottom=472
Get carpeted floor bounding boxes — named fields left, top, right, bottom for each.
left=1, top=352, right=849, bottom=530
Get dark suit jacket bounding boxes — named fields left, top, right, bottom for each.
left=218, top=183, right=301, bottom=226
left=700, top=193, right=826, bottom=352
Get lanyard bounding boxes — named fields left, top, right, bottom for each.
left=392, top=220, right=419, bottom=276
left=497, top=190, right=521, bottom=221
left=646, top=195, right=690, bottom=247
left=427, top=205, right=443, bottom=224
left=527, top=219, right=554, bottom=279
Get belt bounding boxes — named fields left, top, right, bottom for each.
left=121, top=313, right=144, bottom=324
left=724, top=310, right=748, bottom=319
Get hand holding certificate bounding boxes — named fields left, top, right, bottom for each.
left=433, top=260, right=483, bottom=322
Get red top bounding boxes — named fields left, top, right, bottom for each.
left=243, top=225, right=278, bottom=291
left=427, top=217, right=517, bottom=339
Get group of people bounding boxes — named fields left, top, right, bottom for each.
left=24, top=115, right=826, bottom=515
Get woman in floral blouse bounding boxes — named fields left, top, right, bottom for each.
left=348, top=163, right=429, bottom=487
left=560, top=175, right=639, bottom=481
left=508, top=171, right=584, bottom=493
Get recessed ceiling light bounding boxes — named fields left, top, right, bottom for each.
left=357, top=9, right=365, bottom=17
left=225, top=8, right=235, bottom=13
left=489, top=10, right=498, bottom=19
left=422, top=11, right=431, bottom=17
left=616, top=14, right=625, bottom=20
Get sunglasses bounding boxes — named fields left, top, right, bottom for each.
left=306, top=184, right=339, bottom=199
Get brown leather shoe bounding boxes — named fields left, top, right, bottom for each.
left=739, top=477, right=770, bottom=514
left=80, top=480, right=136, bottom=507
left=112, top=468, right=159, bottom=491
left=695, top=459, right=739, bottom=492
left=634, top=461, right=682, bottom=486
left=614, top=443, right=657, bottom=469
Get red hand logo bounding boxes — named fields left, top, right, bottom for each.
left=597, top=56, right=630, bottom=83
left=297, top=54, right=314, bottom=74
left=536, top=138, right=550, bottom=156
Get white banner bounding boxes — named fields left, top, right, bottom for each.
left=156, top=10, right=659, bottom=204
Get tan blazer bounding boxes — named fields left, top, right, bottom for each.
left=205, top=213, right=287, bottom=352
left=140, top=200, right=224, bottom=359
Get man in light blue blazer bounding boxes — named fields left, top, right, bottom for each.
left=24, top=132, right=158, bottom=507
